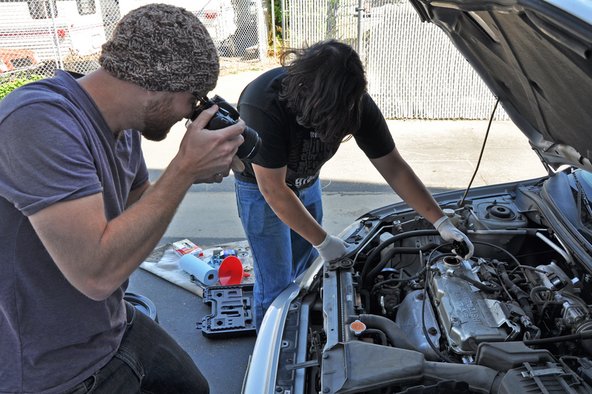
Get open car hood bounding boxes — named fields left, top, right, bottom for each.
left=411, top=0, right=592, bottom=171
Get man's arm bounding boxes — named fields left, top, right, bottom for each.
left=252, top=164, right=326, bottom=246
left=370, top=147, right=444, bottom=225
left=29, top=106, right=244, bottom=301
left=126, top=180, right=150, bottom=207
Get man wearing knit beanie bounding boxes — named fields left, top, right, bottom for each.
left=100, top=3, right=219, bottom=97
left=0, top=3, right=243, bottom=393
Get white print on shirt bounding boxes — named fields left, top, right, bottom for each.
left=294, top=175, right=317, bottom=188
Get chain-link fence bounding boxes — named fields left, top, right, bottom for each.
left=284, top=0, right=507, bottom=120
left=2, top=0, right=506, bottom=120
left=0, top=0, right=273, bottom=83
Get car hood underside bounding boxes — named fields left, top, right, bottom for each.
left=410, top=0, right=592, bottom=171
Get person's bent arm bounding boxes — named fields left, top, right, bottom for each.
left=252, top=164, right=327, bottom=246
left=126, top=180, right=151, bottom=208
left=370, top=147, right=444, bottom=224
left=371, top=147, right=474, bottom=258
left=29, top=106, right=244, bottom=301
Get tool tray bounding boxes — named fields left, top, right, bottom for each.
left=198, top=284, right=256, bottom=338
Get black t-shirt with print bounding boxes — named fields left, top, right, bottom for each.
left=236, top=67, right=395, bottom=189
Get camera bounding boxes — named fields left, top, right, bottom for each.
left=189, top=95, right=261, bottom=160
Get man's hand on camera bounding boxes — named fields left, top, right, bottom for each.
left=231, top=155, right=245, bottom=173
left=197, top=156, right=244, bottom=184
left=180, top=105, right=244, bottom=184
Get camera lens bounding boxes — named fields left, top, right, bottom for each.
left=187, top=95, right=262, bottom=161
left=237, top=126, right=261, bottom=160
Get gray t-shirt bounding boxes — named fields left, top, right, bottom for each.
left=0, top=71, right=148, bottom=393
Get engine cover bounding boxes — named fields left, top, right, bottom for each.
left=430, top=257, right=521, bottom=354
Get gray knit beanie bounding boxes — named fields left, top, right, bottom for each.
left=99, top=3, right=219, bottom=94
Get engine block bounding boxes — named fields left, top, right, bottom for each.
left=429, top=257, right=521, bottom=354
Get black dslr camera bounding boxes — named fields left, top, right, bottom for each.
left=189, top=95, right=261, bottom=160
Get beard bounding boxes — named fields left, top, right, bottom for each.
left=141, top=96, right=179, bottom=141
left=141, top=123, right=171, bottom=141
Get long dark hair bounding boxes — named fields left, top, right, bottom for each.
left=279, top=40, right=367, bottom=145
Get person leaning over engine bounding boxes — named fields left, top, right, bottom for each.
left=233, top=39, right=474, bottom=331
left=0, top=4, right=244, bottom=393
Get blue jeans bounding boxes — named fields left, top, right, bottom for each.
left=65, top=302, right=208, bottom=393
left=235, top=178, right=323, bottom=330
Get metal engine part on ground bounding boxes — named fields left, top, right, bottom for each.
left=124, top=292, right=159, bottom=322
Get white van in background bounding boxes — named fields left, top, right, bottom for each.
left=117, top=0, right=237, bottom=47
left=0, top=0, right=112, bottom=74
left=0, top=0, right=240, bottom=76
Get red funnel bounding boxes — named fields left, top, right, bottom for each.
left=218, top=256, right=243, bottom=285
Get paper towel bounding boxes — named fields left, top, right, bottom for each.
left=178, top=254, right=218, bottom=286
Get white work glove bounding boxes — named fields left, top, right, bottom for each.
left=314, top=234, right=348, bottom=262
left=434, top=215, right=474, bottom=259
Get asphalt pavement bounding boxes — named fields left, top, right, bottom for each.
left=128, top=68, right=549, bottom=394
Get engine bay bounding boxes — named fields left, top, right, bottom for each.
left=297, top=169, right=592, bottom=393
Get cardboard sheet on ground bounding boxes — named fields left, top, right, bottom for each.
left=139, top=240, right=254, bottom=297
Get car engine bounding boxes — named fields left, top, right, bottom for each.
left=297, top=169, right=592, bottom=393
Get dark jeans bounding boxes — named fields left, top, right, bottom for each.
left=66, top=303, right=208, bottom=394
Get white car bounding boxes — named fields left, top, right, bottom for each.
left=118, top=0, right=237, bottom=47
left=243, top=0, right=592, bottom=393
